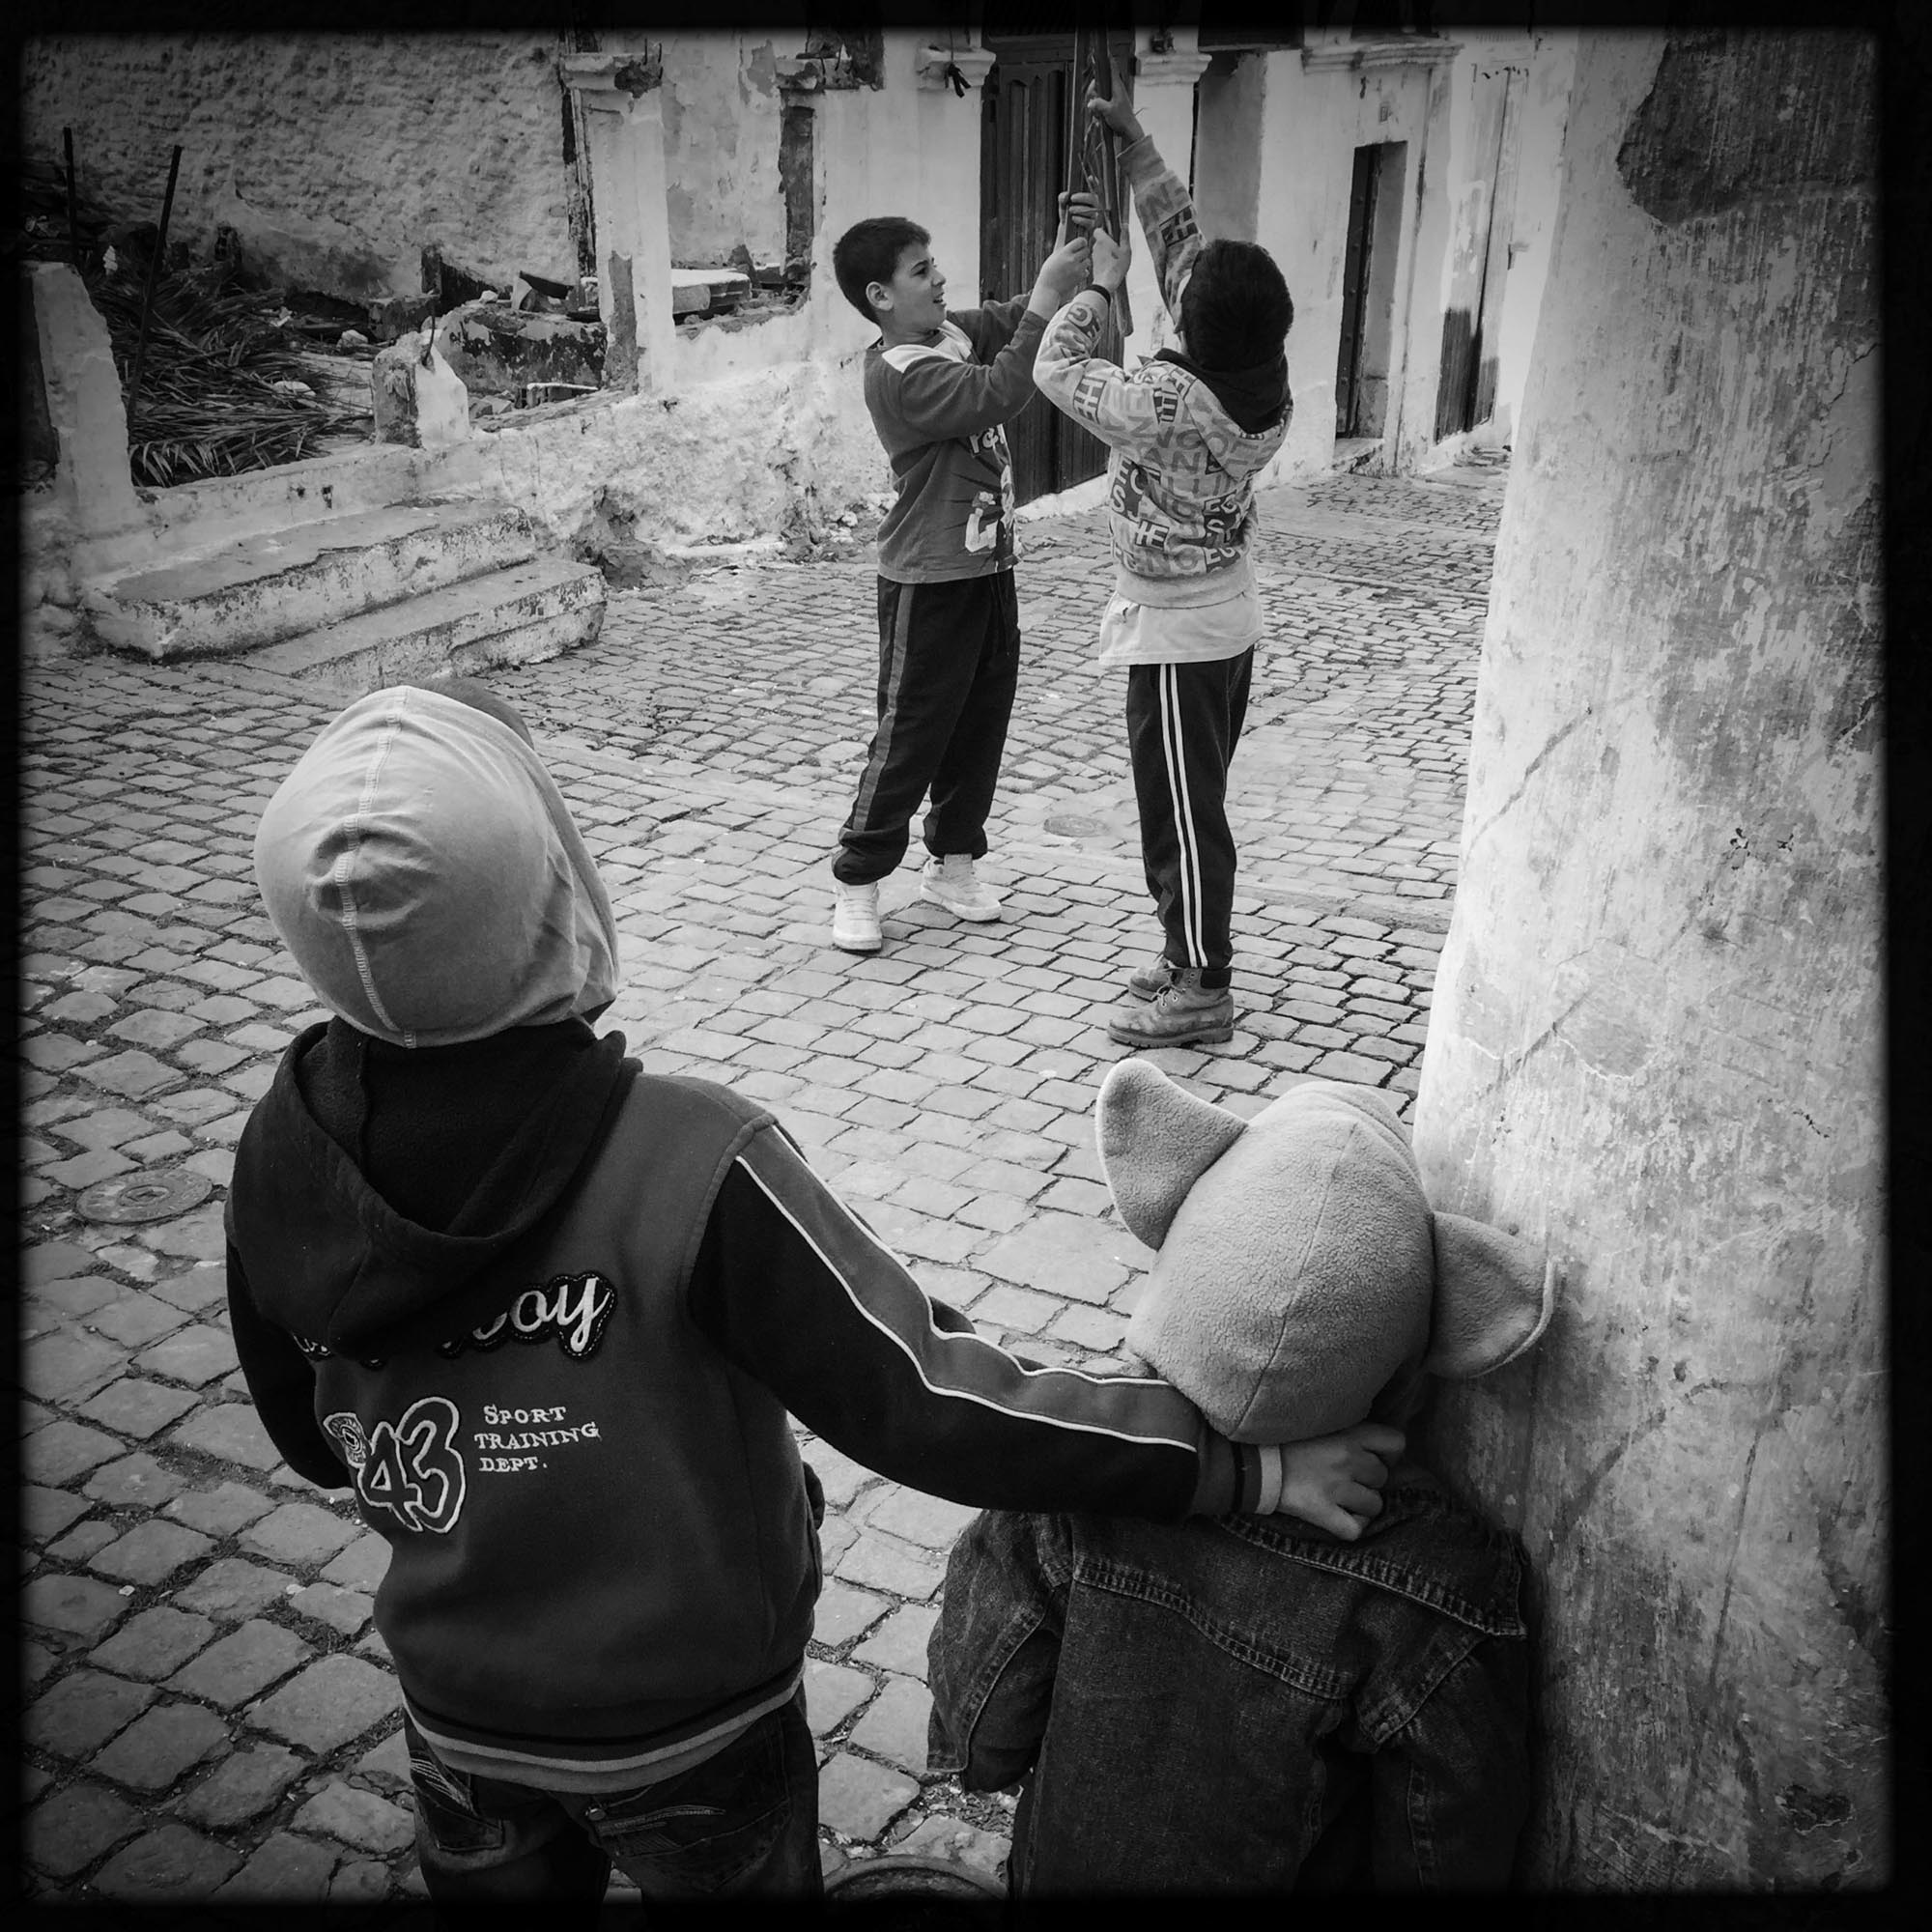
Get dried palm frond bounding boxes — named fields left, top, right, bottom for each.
left=82, top=260, right=366, bottom=488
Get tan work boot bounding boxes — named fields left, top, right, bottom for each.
left=1126, top=956, right=1174, bottom=1001
left=1106, top=968, right=1236, bottom=1047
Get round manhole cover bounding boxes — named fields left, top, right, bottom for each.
left=76, top=1169, right=213, bottom=1226
left=823, top=1855, right=1005, bottom=1910
left=1042, top=814, right=1106, bottom=838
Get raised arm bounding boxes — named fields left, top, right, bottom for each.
left=882, top=204, right=1096, bottom=444
left=1088, top=61, right=1202, bottom=327
left=1034, top=286, right=1181, bottom=466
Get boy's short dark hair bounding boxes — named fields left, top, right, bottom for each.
left=1180, top=240, right=1294, bottom=372
left=833, top=216, right=931, bottom=324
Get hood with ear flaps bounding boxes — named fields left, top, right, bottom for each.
left=1096, top=1062, right=1556, bottom=1444
left=253, top=683, right=621, bottom=1048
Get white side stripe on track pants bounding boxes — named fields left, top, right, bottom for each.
left=1157, top=664, right=1207, bottom=969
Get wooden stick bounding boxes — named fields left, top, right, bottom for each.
left=1090, top=30, right=1128, bottom=338
left=127, top=145, right=184, bottom=432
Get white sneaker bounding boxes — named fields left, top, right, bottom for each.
left=831, top=878, right=883, bottom=952
left=920, top=854, right=1003, bottom=923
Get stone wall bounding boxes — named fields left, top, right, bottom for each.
left=21, top=33, right=578, bottom=301
left=1413, top=29, right=1884, bottom=1889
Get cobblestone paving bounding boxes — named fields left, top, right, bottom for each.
left=15, top=458, right=1505, bottom=1903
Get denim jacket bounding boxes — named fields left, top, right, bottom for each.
left=926, top=1468, right=1531, bottom=1893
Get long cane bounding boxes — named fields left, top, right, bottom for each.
left=1070, top=30, right=1134, bottom=342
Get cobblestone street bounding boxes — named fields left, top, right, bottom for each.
left=16, top=455, right=1505, bottom=1904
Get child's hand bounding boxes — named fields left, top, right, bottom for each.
left=1057, top=189, right=1100, bottom=245
left=1091, top=227, right=1131, bottom=293
left=1033, top=226, right=1094, bottom=311
left=1087, top=58, right=1144, bottom=145
left=1269, top=1424, right=1405, bottom=1541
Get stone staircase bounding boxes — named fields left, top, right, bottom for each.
left=79, top=495, right=606, bottom=687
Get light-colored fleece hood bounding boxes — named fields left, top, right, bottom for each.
left=1096, top=1064, right=1557, bottom=1443
left=253, top=684, right=620, bottom=1047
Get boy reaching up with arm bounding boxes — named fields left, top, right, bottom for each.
left=826, top=197, right=1096, bottom=955
left=1035, top=67, right=1295, bottom=1050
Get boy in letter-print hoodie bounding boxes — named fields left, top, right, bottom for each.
left=1035, top=66, right=1294, bottom=1054
left=227, top=678, right=1401, bottom=1909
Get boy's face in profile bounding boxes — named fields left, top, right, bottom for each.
left=869, top=242, right=948, bottom=342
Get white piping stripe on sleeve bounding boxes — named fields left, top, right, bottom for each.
left=1160, top=665, right=1206, bottom=968
left=737, top=1156, right=1189, bottom=1448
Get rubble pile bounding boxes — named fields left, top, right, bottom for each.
left=15, top=158, right=364, bottom=488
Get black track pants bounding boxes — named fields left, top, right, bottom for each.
left=834, top=572, right=1021, bottom=886
left=1124, top=649, right=1254, bottom=985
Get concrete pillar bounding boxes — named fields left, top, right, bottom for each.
left=1122, top=33, right=1211, bottom=362
left=29, top=262, right=143, bottom=544
left=561, top=54, right=675, bottom=393
left=1412, top=33, right=1883, bottom=1889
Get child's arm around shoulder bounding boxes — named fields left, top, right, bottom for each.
left=686, top=1120, right=1235, bottom=1520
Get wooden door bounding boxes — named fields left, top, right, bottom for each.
left=1336, top=144, right=1383, bottom=438
left=980, top=26, right=1133, bottom=504
left=1468, top=66, right=1525, bottom=428
left=1434, top=62, right=1525, bottom=440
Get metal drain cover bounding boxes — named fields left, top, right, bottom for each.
left=75, top=1169, right=213, bottom=1226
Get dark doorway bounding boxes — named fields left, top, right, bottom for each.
left=1335, top=141, right=1406, bottom=440
left=980, top=26, right=1134, bottom=505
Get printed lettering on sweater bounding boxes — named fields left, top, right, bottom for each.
left=471, top=1401, right=604, bottom=1463
left=962, top=424, right=1015, bottom=556
left=435, top=1271, right=615, bottom=1361
left=325, top=1398, right=467, bottom=1533
left=324, top=1394, right=611, bottom=1520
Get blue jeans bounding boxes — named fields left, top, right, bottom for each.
left=405, top=1690, right=822, bottom=1915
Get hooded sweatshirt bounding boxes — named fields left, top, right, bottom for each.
left=1034, top=133, right=1293, bottom=622
left=227, top=684, right=1265, bottom=1792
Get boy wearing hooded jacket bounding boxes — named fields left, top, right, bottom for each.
left=225, top=679, right=1402, bottom=1910
left=1035, top=71, right=1294, bottom=1050
left=927, top=1065, right=1548, bottom=1895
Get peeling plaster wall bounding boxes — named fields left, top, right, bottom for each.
left=652, top=30, right=787, bottom=266
left=428, top=363, right=887, bottom=552
left=1412, top=31, right=1883, bottom=1889
left=1486, top=33, right=1578, bottom=445
left=592, top=28, right=973, bottom=523
left=1404, top=32, right=1578, bottom=465
left=1245, top=49, right=1439, bottom=484
left=1237, top=36, right=1575, bottom=483
left=21, top=35, right=578, bottom=300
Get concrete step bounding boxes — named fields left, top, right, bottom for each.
left=248, top=555, right=608, bottom=688
left=82, top=497, right=541, bottom=662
